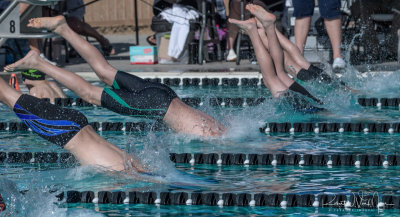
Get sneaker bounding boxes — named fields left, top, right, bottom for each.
left=226, top=49, right=237, bottom=62
left=332, top=57, right=346, bottom=69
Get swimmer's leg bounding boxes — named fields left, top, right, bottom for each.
left=4, top=50, right=103, bottom=106
left=27, top=16, right=117, bottom=86
left=255, top=24, right=305, bottom=78
left=248, top=5, right=294, bottom=89
left=258, top=24, right=331, bottom=83
left=274, top=28, right=311, bottom=70
left=275, top=28, right=335, bottom=83
left=257, top=25, right=321, bottom=103
left=248, top=4, right=322, bottom=103
left=229, top=18, right=287, bottom=97
left=255, top=26, right=309, bottom=80
left=163, top=98, right=226, bottom=137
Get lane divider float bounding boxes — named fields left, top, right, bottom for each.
left=0, top=152, right=398, bottom=167
left=57, top=190, right=400, bottom=209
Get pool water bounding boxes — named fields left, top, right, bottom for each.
left=0, top=70, right=400, bottom=216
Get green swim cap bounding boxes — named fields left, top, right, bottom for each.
left=21, top=69, right=45, bottom=81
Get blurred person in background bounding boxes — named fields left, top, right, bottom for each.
left=292, top=0, right=345, bottom=69
left=62, top=0, right=115, bottom=56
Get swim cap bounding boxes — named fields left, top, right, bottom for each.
left=21, top=69, right=45, bottom=81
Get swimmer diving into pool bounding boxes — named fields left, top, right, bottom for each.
left=4, top=16, right=225, bottom=137
left=263, top=25, right=334, bottom=84
left=0, top=77, right=144, bottom=172
left=229, top=4, right=324, bottom=113
left=256, top=19, right=352, bottom=91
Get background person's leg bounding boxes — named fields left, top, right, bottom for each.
left=292, top=0, right=315, bottom=54
left=324, top=18, right=342, bottom=60
left=294, top=17, right=311, bottom=55
left=226, top=0, right=244, bottom=61
left=28, top=39, right=40, bottom=53
left=66, top=16, right=115, bottom=56
left=319, top=0, right=343, bottom=68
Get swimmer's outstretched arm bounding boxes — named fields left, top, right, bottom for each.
left=27, top=16, right=117, bottom=86
left=4, top=50, right=103, bottom=106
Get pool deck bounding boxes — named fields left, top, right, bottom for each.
left=1, top=33, right=399, bottom=81
left=60, top=34, right=400, bottom=74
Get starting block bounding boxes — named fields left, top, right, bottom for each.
left=0, top=0, right=61, bottom=46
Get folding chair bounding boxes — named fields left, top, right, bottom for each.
left=197, top=0, right=223, bottom=64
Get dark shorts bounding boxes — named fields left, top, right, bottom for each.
left=13, top=94, right=88, bottom=148
left=281, top=92, right=325, bottom=114
left=292, top=0, right=341, bottom=19
left=100, top=70, right=178, bottom=119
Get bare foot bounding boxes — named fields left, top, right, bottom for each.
left=255, top=18, right=263, bottom=29
left=4, top=50, right=41, bottom=72
left=27, top=16, right=67, bottom=33
left=246, top=4, right=276, bottom=28
left=228, top=18, right=257, bottom=33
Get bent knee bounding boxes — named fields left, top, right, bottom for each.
left=97, top=73, right=113, bottom=85
left=80, top=86, right=102, bottom=105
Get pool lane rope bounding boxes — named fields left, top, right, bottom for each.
left=260, top=122, right=400, bottom=134
left=2, top=121, right=400, bottom=134
left=41, top=97, right=268, bottom=108
left=0, top=121, right=168, bottom=132
left=358, top=97, right=400, bottom=108
left=35, top=97, right=400, bottom=108
left=1, top=152, right=399, bottom=167
left=56, top=190, right=400, bottom=209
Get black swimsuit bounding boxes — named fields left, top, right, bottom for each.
left=100, top=70, right=178, bottom=119
left=13, top=94, right=88, bottom=148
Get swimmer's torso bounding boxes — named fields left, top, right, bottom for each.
left=29, top=81, right=66, bottom=103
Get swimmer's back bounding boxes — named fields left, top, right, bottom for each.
left=30, top=81, right=66, bottom=102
